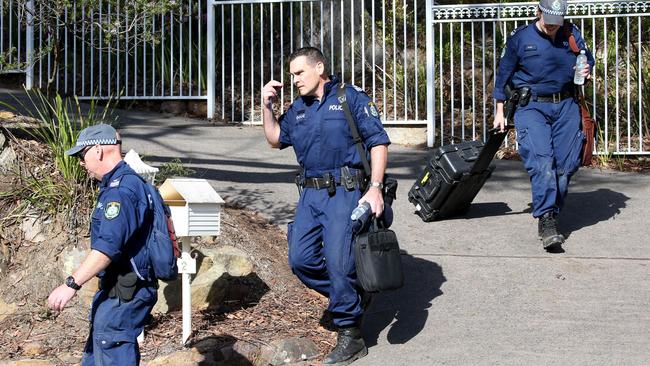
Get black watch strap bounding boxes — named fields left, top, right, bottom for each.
left=65, top=275, right=82, bottom=290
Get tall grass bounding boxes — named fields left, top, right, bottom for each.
left=0, top=89, right=118, bottom=227
left=17, top=89, right=118, bottom=182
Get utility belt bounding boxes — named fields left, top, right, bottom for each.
left=100, top=272, right=159, bottom=302
left=532, top=89, right=575, bottom=103
left=504, top=85, right=576, bottom=120
left=295, top=166, right=368, bottom=196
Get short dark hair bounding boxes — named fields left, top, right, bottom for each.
left=288, top=47, right=328, bottom=73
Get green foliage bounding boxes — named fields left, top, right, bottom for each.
left=155, top=158, right=195, bottom=185
left=0, top=89, right=117, bottom=227
left=16, top=89, right=117, bottom=182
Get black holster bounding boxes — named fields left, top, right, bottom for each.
left=503, top=85, right=531, bottom=121
left=103, top=272, right=139, bottom=302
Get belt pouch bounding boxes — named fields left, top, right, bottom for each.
left=341, top=167, right=356, bottom=191
left=111, top=272, right=139, bottom=302
left=323, top=172, right=336, bottom=196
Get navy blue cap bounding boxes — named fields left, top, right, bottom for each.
left=65, top=124, right=120, bottom=156
left=539, top=0, right=567, bottom=25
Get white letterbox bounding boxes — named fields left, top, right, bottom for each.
left=158, top=178, right=224, bottom=236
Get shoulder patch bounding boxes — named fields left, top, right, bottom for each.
left=109, top=179, right=121, bottom=188
left=104, top=201, right=121, bottom=220
left=368, top=102, right=379, bottom=117
left=509, top=24, right=526, bottom=37
left=351, top=84, right=364, bottom=93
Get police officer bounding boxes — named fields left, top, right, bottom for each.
left=493, top=0, right=594, bottom=251
left=48, top=124, right=157, bottom=365
left=262, top=47, right=390, bottom=365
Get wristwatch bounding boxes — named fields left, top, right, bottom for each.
left=369, top=181, right=384, bottom=189
left=65, top=275, right=82, bottom=290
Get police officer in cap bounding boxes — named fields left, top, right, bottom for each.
left=493, top=0, right=594, bottom=251
left=262, top=47, right=390, bottom=365
left=48, top=124, right=158, bottom=365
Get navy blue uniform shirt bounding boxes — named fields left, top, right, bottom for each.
left=494, top=21, right=595, bottom=101
left=91, top=160, right=152, bottom=279
left=278, top=76, right=390, bottom=178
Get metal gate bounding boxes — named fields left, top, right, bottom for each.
left=427, top=1, right=650, bottom=154
left=208, top=0, right=427, bottom=125
left=4, top=0, right=650, bottom=155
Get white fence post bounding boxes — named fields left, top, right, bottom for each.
left=207, top=0, right=216, bottom=120
left=426, top=0, right=434, bottom=147
left=24, top=0, right=34, bottom=89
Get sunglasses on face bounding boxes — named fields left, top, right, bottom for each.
left=76, top=145, right=94, bottom=161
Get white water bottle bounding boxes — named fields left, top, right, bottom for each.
left=350, top=202, right=371, bottom=221
left=574, top=50, right=587, bottom=85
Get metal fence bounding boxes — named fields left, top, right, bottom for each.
left=3, top=0, right=650, bottom=155
left=0, top=0, right=33, bottom=86
left=210, top=0, right=426, bottom=124
left=428, top=1, right=650, bottom=154
left=28, top=0, right=207, bottom=100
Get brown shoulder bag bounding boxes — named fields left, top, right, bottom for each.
left=565, top=21, right=596, bottom=166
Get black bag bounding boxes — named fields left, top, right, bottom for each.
left=408, top=127, right=511, bottom=221
left=354, top=220, right=403, bottom=293
left=338, top=83, right=404, bottom=292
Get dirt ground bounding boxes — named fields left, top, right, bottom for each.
left=0, top=135, right=335, bottom=365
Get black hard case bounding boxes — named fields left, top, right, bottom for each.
left=408, top=128, right=511, bottom=222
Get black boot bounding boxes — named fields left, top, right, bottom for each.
left=323, top=327, right=368, bottom=366
left=538, top=212, right=565, bottom=251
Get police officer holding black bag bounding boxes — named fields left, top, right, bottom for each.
left=493, top=0, right=594, bottom=252
left=262, top=47, right=392, bottom=366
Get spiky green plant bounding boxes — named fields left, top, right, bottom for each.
left=0, top=89, right=118, bottom=228
left=15, top=89, right=118, bottom=182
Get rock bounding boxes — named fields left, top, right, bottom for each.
left=0, top=111, right=15, bottom=119
left=60, top=246, right=98, bottom=305
left=20, top=217, right=46, bottom=243
left=256, top=337, right=320, bottom=366
left=160, top=101, right=187, bottom=115
left=145, top=348, right=213, bottom=366
left=154, top=246, right=254, bottom=313
left=22, top=342, right=45, bottom=357
left=0, top=115, right=45, bottom=140
left=56, top=353, right=81, bottom=365
left=0, top=132, right=6, bottom=150
left=152, top=279, right=181, bottom=314
left=0, top=146, right=16, bottom=174
left=0, top=360, right=55, bottom=366
left=61, top=247, right=87, bottom=275
left=214, top=340, right=260, bottom=366
left=77, top=277, right=99, bottom=306
left=0, top=298, right=17, bottom=322
left=0, top=242, right=9, bottom=274
left=187, top=101, right=207, bottom=117
left=190, top=246, right=254, bottom=310
left=153, top=250, right=213, bottom=314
